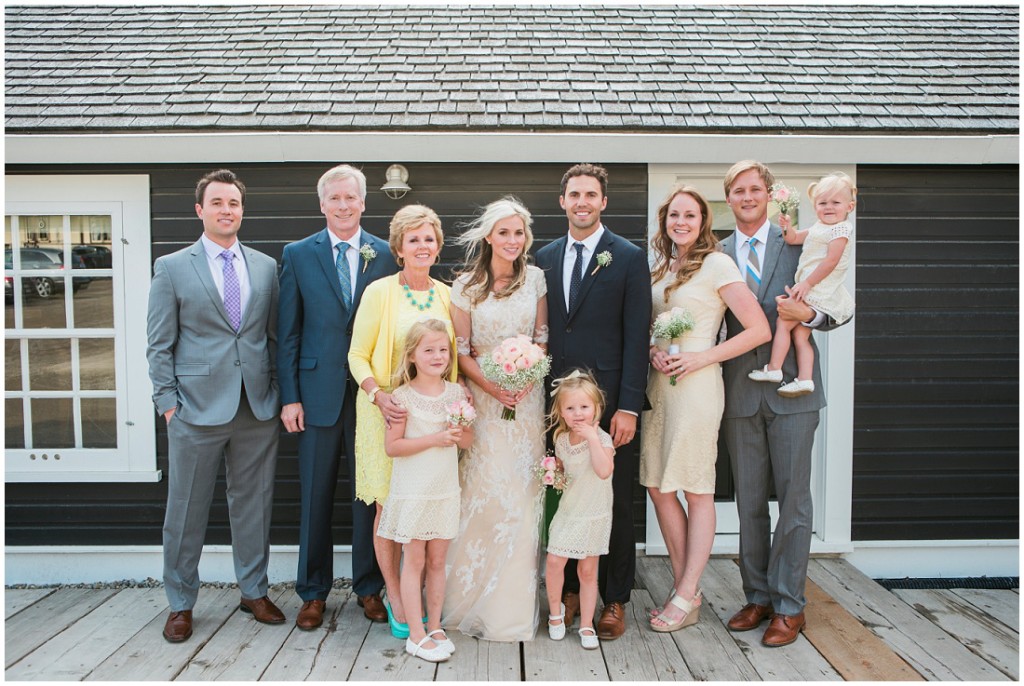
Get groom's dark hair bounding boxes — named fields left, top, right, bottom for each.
left=560, top=163, right=609, bottom=197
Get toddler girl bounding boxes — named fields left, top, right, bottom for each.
left=379, top=318, right=473, bottom=663
left=749, top=172, right=857, bottom=397
left=543, top=369, right=615, bottom=650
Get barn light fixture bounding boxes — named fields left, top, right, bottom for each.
left=381, top=164, right=412, bottom=200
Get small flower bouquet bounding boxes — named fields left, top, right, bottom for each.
left=534, top=450, right=570, bottom=491
left=652, top=307, right=696, bottom=386
left=770, top=182, right=800, bottom=217
left=479, top=334, right=552, bottom=420
left=447, top=399, right=477, bottom=427
left=359, top=244, right=377, bottom=273
left=591, top=250, right=613, bottom=276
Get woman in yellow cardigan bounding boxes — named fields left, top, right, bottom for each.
left=348, top=204, right=457, bottom=637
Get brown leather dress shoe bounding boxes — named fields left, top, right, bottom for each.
left=357, top=594, right=387, bottom=623
left=296, top=599, right=326, bottom=630
left=762, top=612, right=806, bottom=647
left=562, top=591, right=581, bottom=628
left=727, top=603, right=774, bottom=631
left=163, top=610, right=193, bottom=642
left=239, top=596, right=286, bottom=625
left=596, top=602, right=626, bottom=640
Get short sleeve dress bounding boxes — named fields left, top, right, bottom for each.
left=795, top=220, right=855, bottom=324
left=546, top=427, right=615, bottom=560
left=376, top=381, right=463, bottom=544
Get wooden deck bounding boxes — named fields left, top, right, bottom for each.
left=5, top=556, right=1018, bottom=681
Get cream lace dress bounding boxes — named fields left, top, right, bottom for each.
left=796, top=220, right=855, bottom=324
left=640, top=252, right=742, bottom=495
left=547, top=427, right=615, bottom=559
left=376, top=381, right=463, bottom=543
left=442, top=266, right=546, bottom=642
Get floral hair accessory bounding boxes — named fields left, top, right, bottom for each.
left=591, top=250, right=613, bottom=276
left=359, top=244, right=377, bottom=273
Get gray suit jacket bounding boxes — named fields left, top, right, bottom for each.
left=720, top=224, right=829, bottom=418
left=147, top=237, right=280, bottom=426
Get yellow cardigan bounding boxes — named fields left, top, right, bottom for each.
left=348, top=274, right=457, bottom=388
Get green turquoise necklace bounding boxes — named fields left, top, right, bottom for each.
left=402, top=275, right=435, bottom=311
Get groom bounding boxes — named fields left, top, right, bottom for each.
left=535, top=163, right=651, bottom=640
left=719, top=160, right=846, bottom=647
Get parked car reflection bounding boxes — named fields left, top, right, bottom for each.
left=72, top=245, right=113, bottom=269
left=4, top=248, right=91, bottom=300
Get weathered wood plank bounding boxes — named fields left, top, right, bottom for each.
left=950, top=588, right=1019, bottom=632
left=435, top=629, right=520, bottom=681
left=601, top=588, right=693, bottom=681
left=5, top=588, right=56, bottom=619
left=809, top=559, right=1010, bottom=681
left=636, top=556, right=756, bottom=681
left=305, top=591, right=372, bottom=681
left=259, top=588, right=332, bottom=681
left=6, top=587, right=166, bottom=680
left=522, top=593, right=608, bottom=681
left=894, top=588, right=1019, bottom=679
left=5, top=587, right=119, bottom=669
left=86, top=586, right=238, bottom=681
left=175, top=586, right=292, bottom=681
left=702, top=558, right=841, bottom=681
left=347, top=609, right=436, bottom=681
left=803, top=578, right=924, bottom=681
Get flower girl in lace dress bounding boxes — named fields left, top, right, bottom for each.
left=544, top=370, right=615, bottom=650
left=380, top=318, right=473, bottom=663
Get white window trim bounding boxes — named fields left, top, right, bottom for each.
left=5, top=175, right=159, bottom=482
left=644, top=164, right=855, bottom=554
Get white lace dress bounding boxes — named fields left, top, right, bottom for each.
left=376, top=382, right=462, bottom=544
left=442, top=266, right=547, bottom=642
left=796, top=220, right=855, bottom=324
left=547, top=428, right=615, bottom=559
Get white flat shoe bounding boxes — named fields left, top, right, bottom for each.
left=427, top=629, right=455, bottom=655
left=548, top=602, right=566, bottom=640
left=777, top=379, right=815, bottom=397
left=748, top=365, right=783, bottom=383
left=579, top=626, right=599, bottom=650
left=405, top=635, right=450, bottom=663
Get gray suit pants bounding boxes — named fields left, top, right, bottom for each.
left=163, top=393, right=280, bottom=610
left=722, top=404, right=818, bottom=617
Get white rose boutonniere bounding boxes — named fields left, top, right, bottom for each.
left=591, top=250, right=612, bottom=276
left=359, top=244, right=377, bottom=273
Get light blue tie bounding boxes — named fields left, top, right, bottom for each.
left=745, top=237, right=761, bottom=295
left=336, top=244, right=352, bottom=310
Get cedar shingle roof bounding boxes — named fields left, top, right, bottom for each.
left=5, top=5, right=1019, bottom=134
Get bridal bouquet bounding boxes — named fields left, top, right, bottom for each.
left=534, top=450, right=570, bottom=492
left=770, top=182, right=800, bottom=217
left=480, top=334, right=552, bottom=420
left=652, top=307, right=696, bottom=386
left=447, top=399, right=477, bottom=427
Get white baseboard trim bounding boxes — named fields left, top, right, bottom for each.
left=845, top=539, right=1019, bottom=579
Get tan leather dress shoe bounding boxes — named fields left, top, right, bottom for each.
left=239, top=596, right=287, bottom=624
left=562, top=591, right=580, bottom=628
left=727, top=603, right=773, bottom=631
left=163, top=610, right=193, bottom=642
left=296, top=599, right=326, bottom=630
left=762, top=612, right=806, bottom=647
left=596, top=602, right=626, bottom=640
left=358, top=594, right=388, bottom=622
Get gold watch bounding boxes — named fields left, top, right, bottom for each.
left=367, top=386, right=381, bottom=403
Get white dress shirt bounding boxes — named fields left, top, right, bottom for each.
left=561, top=224, right=605, bottom=310
left=201, top=234, right=251, bottom=317
left=328, top=226, right=363, bottom=296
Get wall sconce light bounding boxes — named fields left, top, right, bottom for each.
left=381, top=164, right=412, bottom=200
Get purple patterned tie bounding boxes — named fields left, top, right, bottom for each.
left=220, top=249, right=241, bottom=331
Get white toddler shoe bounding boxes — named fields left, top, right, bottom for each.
left=579, top=626, right=599, bottom=650
left=548, top=602, right=566, bottom=640
left=777, top=379, right=815, bottom=397
left=405, top=635, right=450, bottom=662
left=427, top=629, right=455, bottom=655
left=748, top=365, right=783, bottom=383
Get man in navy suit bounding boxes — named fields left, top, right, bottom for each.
left=535, top=163, right=652, bottom=640
left=277, top=165, right=398, bottom=630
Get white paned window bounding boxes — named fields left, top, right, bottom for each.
left=5, top=176, right=158, bottom=482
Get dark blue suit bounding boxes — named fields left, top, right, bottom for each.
left=535, top=226, right=652, bottom=604
left=278, top=227, right=398, bottom=600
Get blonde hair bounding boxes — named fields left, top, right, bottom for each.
left=455, top=196, right=534, bottom=306
left=317, top=164, right=366, bottom=202
left=723, top=159, right=776, bottom=196
left=808, top=172, right=858, bottom=203
left=391, top=318, right=454, bottom=388
left=546, top=369, right=606, bottom=442
left=650, top=185, right=720, bottom=302
left=388, top=204, right=444, bottom=266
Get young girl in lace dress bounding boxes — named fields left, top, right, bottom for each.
left=543, top=370, right=615, bottom=650
left=749, top=172, right=857, bottom=397
left=380, top=318, right=473, bottom=663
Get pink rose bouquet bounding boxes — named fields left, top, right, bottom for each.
left=770, top=182, right=800, bottom=217
left=533, top=450, right=570, bottom=491
left=480, top=334, right=552, bottom=420
left=447, top=399, right=477, bottom=427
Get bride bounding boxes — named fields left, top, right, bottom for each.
left=443, top=196, right=548, bottom=641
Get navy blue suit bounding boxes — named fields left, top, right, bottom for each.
left=278, top=227, right=398, bottom=600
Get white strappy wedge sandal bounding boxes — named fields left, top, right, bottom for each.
left=548, top=602, right=566, bottom=640
left=650, top=590, right=702, bottom=633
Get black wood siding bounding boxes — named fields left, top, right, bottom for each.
left=5, top=162, right=651, bottom=547
left=852, top=165, right=1018, bottom=540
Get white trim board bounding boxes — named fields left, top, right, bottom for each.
left=846, top=540, right=1019, bottom=579
left=6, top=133, right=1018, bottom=166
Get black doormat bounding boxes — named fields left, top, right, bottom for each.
left=875, top=577, right=1018, bottom=590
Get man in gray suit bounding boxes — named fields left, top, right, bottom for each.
left=719, top=160, right=845, bottom=647
left=147, top=169, right=285, bottom=643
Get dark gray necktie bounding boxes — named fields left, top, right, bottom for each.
left=568, top=242, right=585, bottom=311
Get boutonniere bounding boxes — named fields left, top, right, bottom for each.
left=359, top=244, right=377, bottom=273
left=591, top=250, right=612, bottom=276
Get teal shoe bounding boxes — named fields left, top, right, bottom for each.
left=386, top=602, right=410, bottom=639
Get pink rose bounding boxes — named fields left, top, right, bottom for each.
left=774, top=187, right=790, bottom=201
left=541, top=456, right=556, bottom=471
left=515, top=356, right=530, bottom=370
left=491, top=351, right=505, bottom=365
left=542, top=472, right=555, bottom=486
left=462, top=405, right=476, bottom=422
left=502, top=361, right=517, bottom=374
